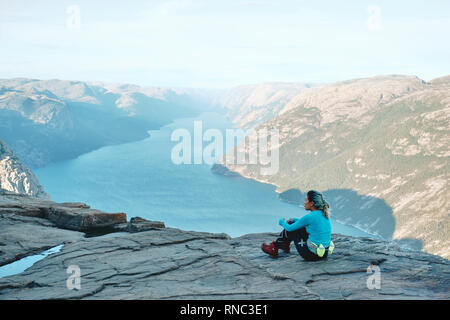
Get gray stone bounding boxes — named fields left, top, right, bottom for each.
left=0, top=226, right=448, bottom=299
left=0, top=192, right=127, bottom=233
left=0, top=192, right=449, bottom=300
left=0, top=140, right=49, bottom=199
left=0, top=213, right=84, bottom=267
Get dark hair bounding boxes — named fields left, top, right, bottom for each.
left=307, top=190, right=330, bottom=219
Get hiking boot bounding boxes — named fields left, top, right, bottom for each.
left=279, top=240, right=291, bottom=253
left=261, top=241, right=278, bottom=258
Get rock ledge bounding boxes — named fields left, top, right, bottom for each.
left=0, top=192, right=449, bottom=300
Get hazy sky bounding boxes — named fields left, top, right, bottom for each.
left=1, top=0, right=449, bottom=88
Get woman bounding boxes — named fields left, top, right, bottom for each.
left=261, top=190, right=333, bottom=261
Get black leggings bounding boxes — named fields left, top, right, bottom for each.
left=276, top=227, right=328, bottom=262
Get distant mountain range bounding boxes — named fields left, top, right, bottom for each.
left=0, top=78, right=214, bottom=168
left=221, top=74, right=450, bottom=259
left=212, top=82, right=316, bottom=129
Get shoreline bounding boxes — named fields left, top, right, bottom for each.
left=34, top=111, right=382, bottom=242
left=212, top=163, right=385, bottom=241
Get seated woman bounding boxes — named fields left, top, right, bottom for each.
left=261, top=190, right=333, bottom=261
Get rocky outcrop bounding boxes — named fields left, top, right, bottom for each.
left=0, top=192, right=449, bottom=300
left=0, top=210, right=85, bottom=268
left=0, top=191, right=129, bottom=239
left=0, top=191, right=164, bottom=267
left=114, top=216, right=165, bottom=233
left=0, top=139, right=48, bottom=199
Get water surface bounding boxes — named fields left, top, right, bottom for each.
left=0, top=244, right=64, bottom=279
left=35, top=112, right=374, bottom=238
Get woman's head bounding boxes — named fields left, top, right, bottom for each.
left=305, top=190, right=330, bottom=219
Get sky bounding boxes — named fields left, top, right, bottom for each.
left=1, top=0, right=450, bottom=88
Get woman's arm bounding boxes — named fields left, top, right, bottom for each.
left=279, top=214, right=311, bottom=232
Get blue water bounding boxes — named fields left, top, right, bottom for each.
left=35, top=112, right=373, bottom=238
left=0, top=244, right=64, bottom=279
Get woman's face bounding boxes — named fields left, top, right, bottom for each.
left=304, top=196, right=314, bottom=211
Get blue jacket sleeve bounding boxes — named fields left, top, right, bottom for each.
left=279, top=214, right=311, bottom=232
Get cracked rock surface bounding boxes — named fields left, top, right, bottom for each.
left=0, top=193, right=449, bottom=300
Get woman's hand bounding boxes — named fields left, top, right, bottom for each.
left=279, top=218, right=295, bottom=226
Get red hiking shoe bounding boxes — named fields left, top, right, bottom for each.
left=279, top=241, right=291, bottom=253
left=261, top=241, right=279, bottom=258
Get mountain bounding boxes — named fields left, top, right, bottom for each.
left=0, top=139, right=48, bottom=199
left=0, top=78, right=214, bottom=168
left=213, top=82, right=316, bottom=129
left=220, top=74, right=450, bottom=259
left=0, top=191, right=448, bottom=299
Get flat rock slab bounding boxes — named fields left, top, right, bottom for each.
left=0, top=192, right=127, bottom=233
left=0, top=214, right=84, bottom=266
left=0, top=228, right=449, bottom=300
left=0, top=193, right=150, bottom=267
left=1, top=192, right=449, bottom=300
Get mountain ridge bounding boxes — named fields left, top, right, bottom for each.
left=220, top=74, right=450, bottom=259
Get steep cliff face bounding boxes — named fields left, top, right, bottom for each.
left=0, top=192, right=448, bottom=300
left=0, top=139, right=48, bottom=199
left=221, top=74, right=450, bottom=259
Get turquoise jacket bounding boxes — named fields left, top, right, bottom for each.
left=279, top=210, right=332, bottom=247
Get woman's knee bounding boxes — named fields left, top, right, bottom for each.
left=287, top=227, right=307, bottom=240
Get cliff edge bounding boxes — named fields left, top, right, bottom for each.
left=0, top=192, right=448, bottom=300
